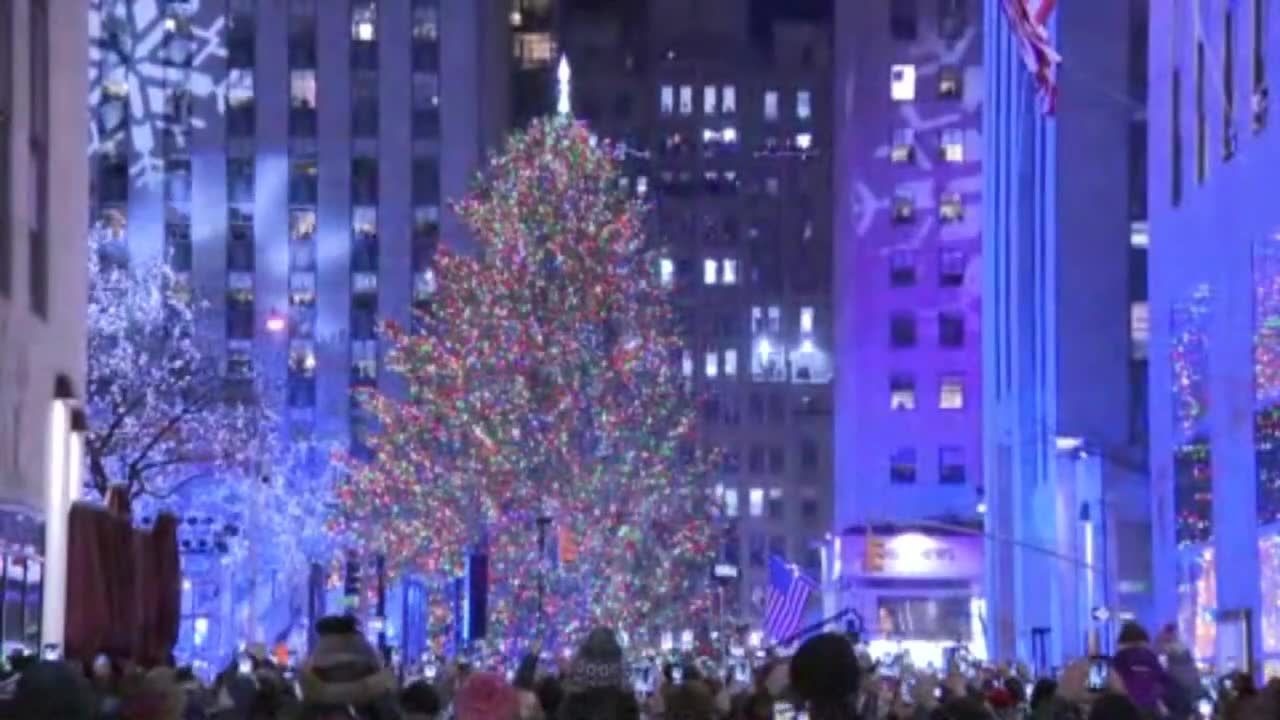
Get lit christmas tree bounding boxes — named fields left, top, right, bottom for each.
left=335, top=118, right=719, bottom=647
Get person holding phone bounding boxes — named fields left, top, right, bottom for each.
left=1112, top=622, right=1173, bottom=717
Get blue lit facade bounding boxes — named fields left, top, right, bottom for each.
left=88, top=0, right=509, bottom=666
left=1147, top=0, right=1279, bottom=671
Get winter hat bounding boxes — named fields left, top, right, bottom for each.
left=8, top=661, right=95, bottom=720
left=568, top=627, right=626, bottom=691
left=456, top=672, right=520, bottom=720
left=309, top=614, right=382, bottom=672
left=789, top=633, right=861, bottom=706
left=1116, top=621, right=1149, bottom=645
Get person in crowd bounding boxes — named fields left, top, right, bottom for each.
left=1087, top=693, right=1142, bottom=720
left=788, top=633, right=861, bottom=720
left=558, top=627, right=640, bottom=720
left=662, top=679, right=716, bottom=720
left=295, top=614, right=400, bottom=720
left=119, top=667, right=188, bottom=720
left=512, top=654, right=544, bottom=720
left=1154, top=625, right=1198, bottom=720
left=535, top=676, right=564, bottom=720
left=1111, top=622, right=1170, bottom=718
left=4, top=659, right=96, bottom=720
left=455, top=672, right=519, bottom=720
left=401, top=680, right=443, bottom=720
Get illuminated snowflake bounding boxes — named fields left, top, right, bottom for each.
left=88, top=0, right=227, bottom=187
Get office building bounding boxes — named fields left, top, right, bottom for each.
left=831, top=0, right=986, bottom=660
left=557, top=0, right=835, bottom=619
left=0, top=0, right=90, bottom=649
left=88, top=0, right=509, bottom=660
left=979, top=0, right=1151, bottom=664
left=1147, top=0, right=1276, bottom=670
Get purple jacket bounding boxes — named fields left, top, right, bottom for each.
left=1112, top=645, right=1169, bottom=711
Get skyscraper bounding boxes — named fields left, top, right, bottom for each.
left=557, top=0, right=835, bottom=619
left=87, top=0, right=510, bottom=657
left=0, top=0, right=90, bottom=650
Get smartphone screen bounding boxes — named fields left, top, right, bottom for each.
left=1087, top=658, right=1109, bottom=692
left=238, top=656, right=253, bottom=675
left=775, top=702, right=796, bottom=720
left=673, top=667, right=684, bottom=684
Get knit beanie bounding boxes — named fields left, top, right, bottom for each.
left=309, top=614, right=382, bottom=673
left=568, top=627, right=626, bottom=691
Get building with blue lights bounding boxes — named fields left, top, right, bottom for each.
left=88, top=0, right=510, bottom=664
left=980, top=0, right=1151, bottom=665
left=1146, top=0, right=1277, bottom=672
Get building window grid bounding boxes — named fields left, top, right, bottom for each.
left=890, top=374, right=917, bottom=410
left=1253, top=0, right=1268, bottom=131
left=890, top=448, right=917, bottom=484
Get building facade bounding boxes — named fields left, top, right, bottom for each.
left=831, top=0, right=986, bottom=653
left=1148, top=0, right=1277, bottom=672
left=981, top=0, right=1153, bottom=665
left=0, top=0, right=90, bottom=651
left=87, top=0, right=509, bottom=662
left=558, top=0, right=835, bottom=620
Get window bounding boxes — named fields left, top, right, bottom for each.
left=227, top=158, right=254, bottom=205
left=767, top=305, right=782, bottom=333
left=412, top=73, right=440, bottom=137
left=940, top=374, right=965, bottom=409
left=704, top=85, right=717, bottom=115
left=800, top=307, right=815, bottom=334
left=939, top=191, right=964, bottom=222
left=722, top=259, right=739, bottom=285
left=939, top=447, right=966, bottom=484
left=1225, top=10, right=1237, bottom=159
left=891, top=65, right=917, bottom=101
left=800, top=437, right=819, bottom=471
left=939, top=249, right=966, bottom=287
left=938, top=65, right=963, bottom=98
left=659, top=257, right=675, bottom=288
left=513, top=32, right=554, bottom=68
left=749, top=488, right=765, bottom=517
left=769, top=447, right=785, bottom=474
left=939, top=0, right=968, bottom=40
left=797, top=90, right=812, bottom=120
left=291, top=209, right=316, bottom=242
left=890, top=374, right=917, bottom=410
left=660, top=85, right=674, bottom=114
left=801, top=497, right=819, bottom=521
left=749, top=445, right=765, bottom=473
left=890, top=448, right=917, bottom=484
left=1131, top=301, right=1150, bottom=360
left=353, top=80, right=378, bottom=137
left=413, top=158, right=439, bottom=204
left=891, top=128, right=915, bottom=163
left=941, top=128, right=965, bottom=163
left=705, top=351, right=719, bottom=378
left=724, top=488, right=739, bottom=517
left=892, top=193, right=916, bottom=223
left=724, top=349, right=739, bottom=377
left=768, top=489, right=784, bottom=520
left=352, top=158, right=379, bottom=204
left=226, top=69, right=255, bottom=136
left=889, top=250, right=916, bottom=287
left=890, top=313, right=917, bottom=348
left=1196, top=40, right=1207, bottom=183
left=412, top=3, right=438, bottom=41
left=682, top=349, right=694, bottom=378
left=1253, top=0, right=1268, bottom=131
left=290, top=69, right=318, bottom=136
left=352, top=2, right=377, bottom=42
left=764, top=90, right=779, bottom=121
left=890, top=0, right=918, bottom=40
left=704, top=258, right=719, bottom=285
left=722, top=84, right=737, bottom=113
left=227, top=13, right=254, bottom=68
left=795, top=132, right=813, bottom=151
left=679, top=85, right=693, bottom=114
left=939, top=312, right=965, bottom=347
left=1172, top=68, right=1183, bottom=205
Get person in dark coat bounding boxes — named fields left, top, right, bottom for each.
left=295, top=615, right=400, bottom=720
left=1110, top=622, right=1170, bottom=717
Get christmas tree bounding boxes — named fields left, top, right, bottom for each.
left=336, top=118, right=718, bottom=647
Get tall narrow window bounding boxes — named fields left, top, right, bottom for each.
left=28, top=0, right=50, bottom=317
left=796, top=90, right=812, bottom=120
left=1196, top=39, right=1207, bottom=183
left=704, top=85, right=717, bottom=115
left=1254, top=0, right=1268, bottom=131
left=0, top=2, right=11, bottom=297
left=679, top=85, right=693, bottom=114
left=890, top=0, right=918, bottom=40
left=1225, top=10, right=1237, bottom=159
left=764, top=90, right=779, bottom=121
left=1173, top=68, right=1183, bottom=205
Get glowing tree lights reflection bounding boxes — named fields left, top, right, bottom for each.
left=1171, top=286, right=1214, bottom=545
left=1254, top=234, right=1280, bottom=525
left=1177, top=548, right=1218, bottom=661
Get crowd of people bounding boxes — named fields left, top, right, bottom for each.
left=0, top=618, right=1277, bottom=720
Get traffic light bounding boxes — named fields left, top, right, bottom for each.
left=864, top=534, right=887, bottom=573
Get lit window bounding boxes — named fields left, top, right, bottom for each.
left=1131, top=301, right=1150, bottom=360
left=722, top=259, right=739, bottom=285
left=679, top=85, right=693, bottom=114
left=749, top=488, right=765, bottom=517
left=892, top=193, right=915, bottom=223
left=797, top=89, right=812, bottom=120
left=1131, top=220, right=1150, bottom=248
left=411, top=4, right=438, bottom=40
left=891, top=128, right=915, bottom=163
left=660, top=85, right=674, bottom=114
left=636, top=176, right=649, bottom=196
left=766, top=177, right=780, bottom=196
left=941, top=128, right=965, bottom=163
left=940, top=374, right=965, bottom=409
left=795, top=132, right=813, bottom=150
left=891, top=64, right=917, bottom=101
left=704, top=258, right=719, bottom=285
left=226, top=69, right=255, bottom=108
left=682, top=349, right=694, bottom=378
left=767, top=306, right=781, bottom=333
left=890, top=374, right=916, bottom=410
left=706, top=351, right=719, bottom=378
left=764, top=90, right=779, bottom=121
left=704, top=85, right=717, bottom=114
left=352, top=339, right=378, bottom=379
left=515, top=32, right=555, bottom=68
left=939, top=191, right=964, bottom=222
left=290, top=69, right=317, bottom=109
left=800, top=307, right=815, bottom=334
left=724, top=349, right=738, bottom=377
left=725, top=488, right=739, bottom=517
left=722, top=126, right=739, bottom=144
left=938, top=65, right=962, bottom=98
left=659, top=257, right=675, bottom=288
left=352, top=3, right=377, bottom=42
left=751, top=306, right=765, bottom=333
left=722, top=84, right=737, bottom=113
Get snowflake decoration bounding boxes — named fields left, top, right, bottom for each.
left=88, top=0, right=227, bottom=187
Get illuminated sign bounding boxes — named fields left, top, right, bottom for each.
left=840, top=531, right=983, bottom=581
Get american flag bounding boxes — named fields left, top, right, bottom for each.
left=764, top=556, right=817, bottom=643
left=1000, top=0, right=1061, bottom=114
